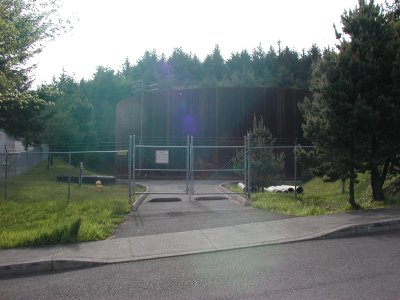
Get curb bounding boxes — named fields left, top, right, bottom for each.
left=2, top=218, right=400, bottom=277
left=131, top=184, right=149, bottom=211
left=0, top=259, right=105, bottom=277
left=218, top=183, right=250, bottom=206
left=320, top=217, right=400, bottom=239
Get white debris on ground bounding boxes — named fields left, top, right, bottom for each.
left=238, top=182, right=246, bottom=190
left=264, top=185, right=303, bottom=194
left=237, top=183, right=304, bottom=194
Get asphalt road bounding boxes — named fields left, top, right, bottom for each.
left=113, top=180, right=289, bottom=238
left=2, top=230, right=400, bottom=299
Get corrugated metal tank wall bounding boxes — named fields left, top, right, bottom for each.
left=116, top=87, right=310, bottom=145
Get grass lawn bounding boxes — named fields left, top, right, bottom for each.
left=0, top=159, right=143, bottom=249
left=226, top=173, right=400, bottom=216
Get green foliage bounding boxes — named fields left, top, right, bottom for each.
left=250, top=173, right=393, bottom=216
left=225, top=50, right=255, bottom=86
left=0, top=0, right=67, bottom=144
left=250, top=116, right=285, bottom=188
left=0, top=212, right=82, bottom=248
left=203, top=45, right=226, bottom=84
left=384, top=176, right=400, bottom=203
left=167, top=48, right=204, bottom=87
left=233, top=115, right=285, bottom=188
left=0, top=90, right=52, bottom=145
left=300, top=1, right=400, bottom=205
left=41, top=74, right=97, bottom=147
left=0, top=159, right=143, bottom=248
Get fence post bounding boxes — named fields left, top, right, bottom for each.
left=244, top=135, right=247, bottom=194
left=186, top=135, right=190, bottom=195
left=68, top=152, right=71, bottom=201
left=24, top=150, right=27, bottom=176
left=247, top=133, right=251, bottom=199
left=128, top=135, right=132, bottom=200
left=132, top=135, right=136, bottom=195
left=190, top=136, right=194, bottom=199
left=294, top=138, right=298, bottom=199
left=4, top=146, right=8, bottom=201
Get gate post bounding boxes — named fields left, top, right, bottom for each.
left=243, top=135, right=247, bottom=195
left=186, top=135, right=190, bottom=195
left=128, top=135, right=132, bottom=200
left=246, top=133, right=251, bottom=199
left=190, top=135, right=194, bottom=198
left=68, top=151, right=71, bottom=201
left=132, top=135, right=136, bottom=195
left=4, top=146, right=8, bottom=201
left=294, top=138, right=298, bottom=199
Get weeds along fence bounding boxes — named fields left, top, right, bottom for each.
left=0, top=149, right=129, bottom=202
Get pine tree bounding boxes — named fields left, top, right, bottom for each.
left=234, top=116, right=285, bottom=190
left=301, top=0, right=400, bottom=207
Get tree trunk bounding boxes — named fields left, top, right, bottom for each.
left=371, top=167, right=384, bottom=200
left=348, top=169, right=360, bottom=210
left=371, top=163, right=386, bottom=201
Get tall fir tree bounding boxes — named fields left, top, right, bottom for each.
left=301, top=0, right=400, bottom=207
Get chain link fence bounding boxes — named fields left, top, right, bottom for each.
left=0, top=150, right=129, bottom=202
left=132, top=136, right=190, bottom=194
left=191, top=137, right=246, bottom=194
left=245, top=136, right=315, bottom=196
left=0, top=136, right=315, bottom=202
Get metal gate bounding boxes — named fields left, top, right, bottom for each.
left=129, top=135, right=249, bottom=197
left=189, top=136, right=247, bottom=195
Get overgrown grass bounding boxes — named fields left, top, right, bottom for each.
left=227, top=173, right=400, bottom=216
left=0, top=159, right=144, bottom=248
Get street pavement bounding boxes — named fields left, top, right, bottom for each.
left=3, top=229, right=400, bottom=299
left=1, top=180, right=400, bottom=277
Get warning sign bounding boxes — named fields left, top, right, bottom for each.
left=155, top=150, right=169, bottom=164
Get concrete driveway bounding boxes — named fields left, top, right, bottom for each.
left=112, top=180, right=291, bottom=238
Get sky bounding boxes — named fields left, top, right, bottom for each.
left=31, top=0, right=386, bottom=87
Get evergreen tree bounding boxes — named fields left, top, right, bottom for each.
left=301, top=0, right=400, bottom=206
left=251, top=43, right=267, bottom=81
left=167, top=48, right=204, bottom=87
left=203, top=45, right=226, bottom=85
left=41, top=74, right=96, bottom=148
left=340, top=0, right=400, bottom=201
left=225, top=50, right=255, bottom=86
left=234, top=116, right=285, bottom=189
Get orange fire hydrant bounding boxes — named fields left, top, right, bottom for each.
left=95, top=180, right=103, bottom=192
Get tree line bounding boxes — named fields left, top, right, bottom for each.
left=120, top=42, right=321, bottom=90
left=44, top=42, right=321, bottom=146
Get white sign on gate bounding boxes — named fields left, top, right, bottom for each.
left=155, top=150, right=169, bottom=164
